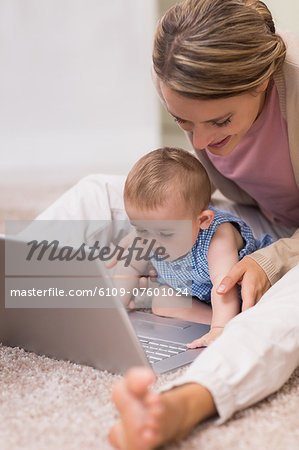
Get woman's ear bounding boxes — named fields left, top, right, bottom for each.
left=254, top=78, right=270, bottom=94
left=197, top=209, right=215, bottom=230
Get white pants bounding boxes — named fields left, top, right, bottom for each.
left=37, top=174, right=299, bottom=423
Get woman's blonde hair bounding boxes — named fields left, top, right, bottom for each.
left=153, top=0, right=286, bottom=98
left=124, top=147, right=211, bottom=217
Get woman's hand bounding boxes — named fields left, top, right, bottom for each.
left=216, top=256, right=271, bottom=311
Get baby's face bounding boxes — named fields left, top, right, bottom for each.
left=125, top=198, right=199, bottom=261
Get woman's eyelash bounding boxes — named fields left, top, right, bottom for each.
left=213, top=118, right=232, bottom=127
left=174, top=117, right=186, bottom=124
left=174, top=117, right=232, bottom=127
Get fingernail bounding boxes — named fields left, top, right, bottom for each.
left=217, top=284, right=226, bottom=293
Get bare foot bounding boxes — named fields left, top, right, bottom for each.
left=109, top=367, right=216, bottom=449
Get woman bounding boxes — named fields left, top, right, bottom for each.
left=107, top=0, right=299, bottom=448
left=151, top=0, right=299, bottom=303
left=37, top=0, right=299, bottom=448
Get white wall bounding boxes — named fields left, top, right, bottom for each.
left=0, top=0, right=160, bottom=178
left=264, top=0, right=299, bottom=33
left=0, top=0, right=297, bottom=181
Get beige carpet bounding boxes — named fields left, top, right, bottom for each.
left=0, top=177, right=299, bottom=450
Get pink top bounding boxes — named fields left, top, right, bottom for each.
left=207, top=79, right=299, bottom=227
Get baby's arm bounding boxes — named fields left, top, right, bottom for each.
left=188, top=222, right=243, bottom=348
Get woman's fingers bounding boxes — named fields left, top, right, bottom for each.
left=239, top=270, right=260, bottom=311
left=216, top=260, right=246, bottom=294
left=240, top=265, right=271, bottom=311
left=216, top=256, right=271, bottom=310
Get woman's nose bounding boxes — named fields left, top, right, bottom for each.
left=192, top=126, right=215, bottom=150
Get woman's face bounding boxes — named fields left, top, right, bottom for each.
left=159, top=80, right=269, bottom=156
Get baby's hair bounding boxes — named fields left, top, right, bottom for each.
left=124, top=147, right=211, bottom=217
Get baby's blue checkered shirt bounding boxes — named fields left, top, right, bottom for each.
left=151, top=207, right=273, bottom=303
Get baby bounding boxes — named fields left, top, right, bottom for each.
left=114, top=147, right=272, bottom=347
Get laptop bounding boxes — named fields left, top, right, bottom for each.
left=0, top=229, right=210, bottom=374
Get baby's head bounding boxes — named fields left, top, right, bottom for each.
left=125, top=147, right=211, bottom=216
left=124, top=147, right=215, bottom=259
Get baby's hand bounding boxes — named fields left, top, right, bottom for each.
left=187, top=327, right=224, bottom=348
left=120, top=297, right=136, bottom=310
left=128, top=299, right=136, bottom=310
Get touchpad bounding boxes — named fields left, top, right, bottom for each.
left=135, top=319, right=191, bottom=331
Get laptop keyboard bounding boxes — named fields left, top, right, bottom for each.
left=138, top=336, right=188, bottom=365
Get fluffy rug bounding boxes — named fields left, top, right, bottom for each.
left=0, top=177, right=298, bottom=450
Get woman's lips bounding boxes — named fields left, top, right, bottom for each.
left=208, top=135, right=231, bottom=149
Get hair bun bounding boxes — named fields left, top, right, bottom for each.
left=251, top=0, right=275, bottom=33
left=153, top=0, right=286, bottom=98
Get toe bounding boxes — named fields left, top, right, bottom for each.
left=112, top=379, right=129, bottom=412
left=126, top=367, right=156, bottom=396
left=109, top=422, right=124, bottom=449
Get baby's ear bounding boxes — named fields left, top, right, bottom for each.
left=197, top=209, right=215, bottom=230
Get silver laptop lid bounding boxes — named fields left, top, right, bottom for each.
left=0, top=221, right=151, bottom=374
